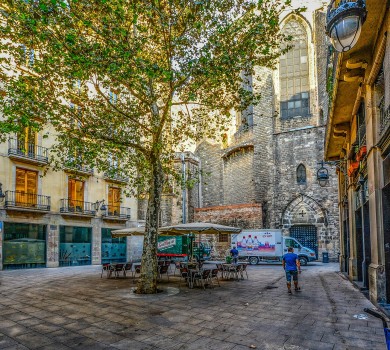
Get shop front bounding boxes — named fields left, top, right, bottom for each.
left=59, top=226, right=92, bottom=266
left=2, top=222, right=46, bottom=270
left=101, top=228, right=126, bottom=264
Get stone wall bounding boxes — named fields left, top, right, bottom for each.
left=251, top=68, right=275, bottom=229
left=196, top=141, right=223, bottom=207
left=314, top=10, right=330, bottom=124
left=222, top=146, right=255, bottom=204
left=271, top=126, right=340, bottom=259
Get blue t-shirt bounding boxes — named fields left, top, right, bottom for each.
left=230, top=248, right=239, bottom=257
left=283, top=253, right=298, bottom=271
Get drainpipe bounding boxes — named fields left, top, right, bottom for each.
left=181, top=153, right=186, bottom=224
left=359, top=175, right=367, bottom=289
left=343, top=197, right=350, bottom=274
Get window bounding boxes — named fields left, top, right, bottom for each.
left=19, top=45, right=35, bottom=67
left=297, top=164, right=307, bottom=184
left=15, top=168, right=38, bottom=205
left=108, top=187, right=121, bottom=215
left=109, top=91, right=118, bottom=104
left=17, top=127, right=37, bottom=156
left=285, top=238, right=300, bottom=249
left=279, top=20, right=310, bottom=119
left=218, top=233, right=229, bottom=243
left=68, top=179, right=84, bottom=209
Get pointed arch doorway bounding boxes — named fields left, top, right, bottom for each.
left=290, top=225, right=318, bottom=259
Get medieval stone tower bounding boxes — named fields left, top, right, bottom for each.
left=194, top=1, right=340, bottom=260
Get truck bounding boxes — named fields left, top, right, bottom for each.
left=231, top=229, right=316, bottom=266
left=128, top=235, right=212, bottom=262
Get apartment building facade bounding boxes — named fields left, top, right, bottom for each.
left=324, top=0, right=390, bottom=305
left=0, top=128, right=137, bottom=270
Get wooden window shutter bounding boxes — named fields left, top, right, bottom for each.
left=26, top=171, right=37, bottom=194
left=108, top=187, right=121, bottom=214
left=16, top=168, right=26, bottom=192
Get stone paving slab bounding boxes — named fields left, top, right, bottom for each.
left=0, top=263, right=387, bottom=350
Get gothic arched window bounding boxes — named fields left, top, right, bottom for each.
left=297, top=164, right=306, bottom=184
left=279, top=19, right=310, bottom=119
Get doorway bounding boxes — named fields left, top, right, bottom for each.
left=383, top=183, right=390, bottom=301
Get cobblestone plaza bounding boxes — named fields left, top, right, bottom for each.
left=0, top=263, right=386, bottom=350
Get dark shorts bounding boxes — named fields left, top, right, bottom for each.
left=285, top=270, right=298, bottom=283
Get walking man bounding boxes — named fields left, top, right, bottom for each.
left=282, top=247, right=301, bottom=294
left=230, top=246, right=239, bottom=264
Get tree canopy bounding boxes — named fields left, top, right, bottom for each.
left=0, top=0, right=298, bottom=293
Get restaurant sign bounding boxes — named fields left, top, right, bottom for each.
left=158, top=237, right=176, bottom=251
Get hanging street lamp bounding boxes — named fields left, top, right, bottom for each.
left=317, top=161, right=330, bottom=187
left=326, top=0, right=367, bottom=52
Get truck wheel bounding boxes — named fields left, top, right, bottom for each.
left=248, top=257, right=259, bottom=265
left=299, top=256, right=308, bottom=266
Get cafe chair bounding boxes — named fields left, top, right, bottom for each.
left=173, top=261, right=181, bottom=276
left=216, top=263, right=225, bottom=279
left=240, top=263, right=249, bottom=279
left=179, top=267, right=190, bottom=287
left=122, top=262, right=133, bottom=278
left=113, top=263, right=124, bottom=278
left=158, top=265, right=170, bottom=281
left=209, top=268, right=220, bottom=287
left=193, top=269, right=211, bottom=290
left=133, top=264, right=142, bottom=278
left=101, top=263, right=111, bottom=278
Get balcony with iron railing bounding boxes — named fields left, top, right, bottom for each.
left=101, top=205, right=131, bottom=220
left=4, top=191, right=51, bottom=211
left=103, top=171, right=129, bottom=184
left=63, top=159, right=94, bottom=176
left=59, top=199, right=96, bottom=216
left=379, top=97, right=390, bottom=138
left=8, top=138, right=49, bottom=165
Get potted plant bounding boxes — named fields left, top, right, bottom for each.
left=348, top=161, right=359, bottom=177
left=356, top=145, right=367, bottom=161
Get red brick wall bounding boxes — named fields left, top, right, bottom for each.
left=194, top=203, right=262, bottom=229
left=194, top=204, right=262, bottom=259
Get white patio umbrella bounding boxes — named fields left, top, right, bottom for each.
left=158, top=222, right=242, bottom=235
left=111, top=226, right=186, bottom=238
left=111, top=227, right=146, bottom=238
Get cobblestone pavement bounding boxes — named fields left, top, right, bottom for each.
left=0, top=262, right=386, bottom=350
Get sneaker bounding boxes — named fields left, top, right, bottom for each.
left=295, top=287, right=301, bottom=292
left=288, top=290, right=292, bottom=294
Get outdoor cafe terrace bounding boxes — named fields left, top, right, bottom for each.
left=100, top=260, right=249, bottom=291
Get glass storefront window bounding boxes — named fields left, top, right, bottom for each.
left=101, top=228, right=127, bottom=264
left=59, top=226, right=92, bottom=266
left=3, top=222, right=46, bottom=269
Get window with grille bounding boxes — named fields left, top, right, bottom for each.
left=218, top=233, right=229, bottom=243
left=279, top=20, right=310, bottom=119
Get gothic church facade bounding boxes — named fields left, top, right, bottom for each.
left=193, top=2, right=340, bottom=260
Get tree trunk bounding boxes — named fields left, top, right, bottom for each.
left=136, top=153, right=163, bottom=294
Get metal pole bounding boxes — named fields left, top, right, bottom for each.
left=359, top=176, right=367, bottom=289
left=181, top=153, right=186, bottom=224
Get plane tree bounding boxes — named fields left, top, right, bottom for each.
left=0, top=0, right=298, bottom=293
